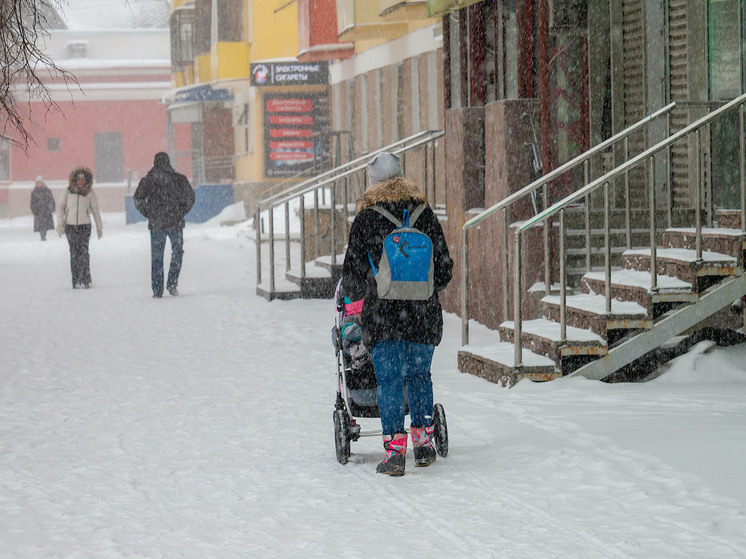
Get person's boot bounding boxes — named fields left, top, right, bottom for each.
left=411, top=425, right=436, bottom=467
left=376, top=433, right=407, bottom=476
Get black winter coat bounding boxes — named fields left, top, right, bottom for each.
left=30, top=185, right=55, bottom=232
left=134, top=164, right=195, bottom=230
left=341, top=177, right=453, bottom=350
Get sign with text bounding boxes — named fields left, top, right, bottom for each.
left=250, top=62, right=329, bottom=87
left=263, top=93, right=330, bottom=178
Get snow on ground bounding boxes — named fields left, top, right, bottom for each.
left=1, top=209, right=746, bottom=558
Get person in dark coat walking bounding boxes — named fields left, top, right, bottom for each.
left=134, top=152, right=195, bottom=298
left=341, top=152, right=453, bottom=476
left=30, top=175, right=55, bottom=240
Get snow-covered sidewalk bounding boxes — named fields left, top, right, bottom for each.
left=1, top=211, right=745, bottom=558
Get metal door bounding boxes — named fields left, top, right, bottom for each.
left=94, top=132, right=123, bottom=183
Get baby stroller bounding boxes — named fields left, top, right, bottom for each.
left=331, top=284, right=449, bottom=465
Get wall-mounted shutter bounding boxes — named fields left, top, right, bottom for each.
left=668, top=0, right=691, bottom=209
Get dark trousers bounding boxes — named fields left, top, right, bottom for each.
left=150, top=228, right=184, bottom=296
left=65, top=224, right=91, bottom=287
left=370, top=340, right=435, bottom=435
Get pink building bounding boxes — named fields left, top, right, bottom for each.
left=1, top=21, right=190, bottom=218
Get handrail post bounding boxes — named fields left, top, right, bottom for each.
left=330, top=180, right=337, bottom=267
left=604, top=181, right=611, bottom=314
left=696, top=129, right=703, bottom=261
left=314, top=189, right=320, bottom=259
left=284, top=201, right=291, bottom=273
left=738, top=103, right=746, bottom=232
left=624, top=135, right=631, bottom=250
left=514, top=231, right=523, bottom=368
left=502, top=208, right=509, bottom=322
left=299, top=194, right=306, bottom=281
left=423, top=142, right=430, bottom=204
left=256, top=208, right=262, bottom=286
left=649, top=155, right=657, bottom=292
left=461, top=226, right=469, bottom=346
left=544, top=186, right=551, bottom=295
left=706, top=122, right=713, bottom=228
left=584, top=158, right=591, bottom=272
left=559, top=208, right=567, bottom=342
left=269, top=207, right=276, bottom=295
left=666, top=109, right=673, bottom=228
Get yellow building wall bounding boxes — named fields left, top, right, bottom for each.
left=248, top=0, right=299, bottom=62
left=235, top=0, right=305, bottom=185
left=211, top=42, right=250, bottom=81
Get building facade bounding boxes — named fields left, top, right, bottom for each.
left=0, top=27, right=186, bottom=218
left=432, top=0, right=746, bottom=327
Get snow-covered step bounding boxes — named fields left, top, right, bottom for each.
left=458, top=342, right=561, bottom=387
left=581, top=269, right=697, bottom=317
left=542, top=292, right=651, bottom=341
left=286, top=262, right=337, bottom=298
left=498, top=318, right=607, bottom=364
left=623, top=247, right=738, bottom=290
left=662, top=227, right=746, bottom=262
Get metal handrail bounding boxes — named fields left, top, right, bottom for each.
left=258, top=130, right=436, bottom=211
left=256, top=130, right=444, bottom=297
left=511, top=92, right=746, bottom=369
left=461, top=102, right=676, bottom=345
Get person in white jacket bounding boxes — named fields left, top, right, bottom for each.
left=57, top=167, right=103, bottom=288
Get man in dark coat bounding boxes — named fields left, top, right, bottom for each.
left=134, top=152, right=195, bottom=298
left=341, top=151, right=453, bottom=476
left=30, top=175, right=55, bottom=241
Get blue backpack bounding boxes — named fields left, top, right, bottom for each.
left=367, top=204, right=434, bottom=300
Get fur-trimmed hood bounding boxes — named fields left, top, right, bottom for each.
left=357, top=176, right=427, bottom=212
left=68, top=166, right=93, bottom=195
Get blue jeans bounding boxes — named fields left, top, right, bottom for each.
left=370, top=340, right=435, bottom=435
left=150, top=229, right=184, bottom=295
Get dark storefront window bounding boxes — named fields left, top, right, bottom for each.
left=708, top=0, right=745, bottom=209
left=709, top=0, right=742, bottom=100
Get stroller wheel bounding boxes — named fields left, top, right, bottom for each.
left=333, top=409, right=351, bottom=464
left=433, top=403, right=448, bottom=457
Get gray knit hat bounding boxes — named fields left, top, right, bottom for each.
left=367, top=152, right=402, bottom=184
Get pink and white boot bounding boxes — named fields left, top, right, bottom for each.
left=376, top=433, right=407, bottom=476
left=411, top=425, right=436, bottom=467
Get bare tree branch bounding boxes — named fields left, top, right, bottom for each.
left=0, top=0, right=79, bottom=151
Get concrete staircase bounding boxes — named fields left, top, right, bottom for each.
left=459, top=210, right=746, bottom=386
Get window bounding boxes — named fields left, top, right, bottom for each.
left=194, top=0, right=211, bottom=56
left=170, top=6, right=195, bottom=72
left=216, top=0, right=244, bottom=43
left=708, top=0, right=742, bottom=100
left=46, top=138, right=60, bottom=151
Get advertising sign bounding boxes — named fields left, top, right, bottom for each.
left=251, top=62, right=329, bottom=87
left=263, top=93, right=330, bottom=178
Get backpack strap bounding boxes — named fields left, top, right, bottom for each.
left=369, top=205, right=401, bottom=227
left=409, top=204, right=427, bottom=226
left=370, top=204, right=428, bottom=227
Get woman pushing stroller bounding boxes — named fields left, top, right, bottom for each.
left=340, top=151, right=453, bottom=476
